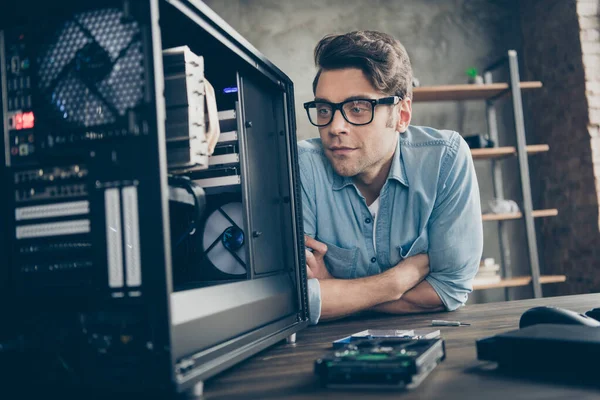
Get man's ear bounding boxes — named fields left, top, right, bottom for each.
left=395, top=98, right=412, bottom=133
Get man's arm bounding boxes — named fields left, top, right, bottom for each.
left=368, top=134, right=482, bottom=315
left=370, top=280, right=445, bottom=314
left=424, top=133, right=483, bottom=310
left=317, top=253, right=430, bottom=320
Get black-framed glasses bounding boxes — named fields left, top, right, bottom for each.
left=303, top=96, right=401, bottom=127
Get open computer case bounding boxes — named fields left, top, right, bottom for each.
left=0, top=0, right=309, bottom=397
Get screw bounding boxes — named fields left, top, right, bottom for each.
left=245, top=121, right=253, bottom=128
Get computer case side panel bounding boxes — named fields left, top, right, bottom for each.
left=161, top=1, right=309, bottom=391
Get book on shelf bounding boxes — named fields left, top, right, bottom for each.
left=474, top=258, right=501, bottom=285
left=478, top=264, right=500, bottom=274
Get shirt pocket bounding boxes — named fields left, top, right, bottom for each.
left=321, top=240, right=358, bottom=279
left=398, top=234, right=429, bottom=261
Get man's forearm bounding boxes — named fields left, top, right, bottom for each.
left=370, top=279, right=444, bottom=314
left=319, top=254, right=429, bottom=320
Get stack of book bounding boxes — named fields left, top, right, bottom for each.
left=473, top=258, right=501, bottom=286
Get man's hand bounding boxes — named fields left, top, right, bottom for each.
left=305, top=236, right=333, bottom=280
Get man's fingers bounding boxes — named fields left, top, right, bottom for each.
left=305, top=249, right=316, bottom=266
left=306, top=264, right=315, bottom=279
left=305, top=235, right=328, bottom=255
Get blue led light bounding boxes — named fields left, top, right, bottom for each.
left=223, top=87, right=238, bottom=94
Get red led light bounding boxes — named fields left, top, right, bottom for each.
left=22, top=112, right=34, bottom=129
left=15, top=113, right=23, bottom=130
left=13, top=112, right=35, bottom=130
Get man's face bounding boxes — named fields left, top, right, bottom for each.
left=314, top=68, right=407, bottom=179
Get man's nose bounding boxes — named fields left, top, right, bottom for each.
left=328, top=109, right=348, bottom=136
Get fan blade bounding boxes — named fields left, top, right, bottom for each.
left=46, top=57, right=78, bottom=98
left=72, top=17, right=100, bottom=43
left=218, top=207, right=244, bottom=231
left=204, top=234, right=221, bottom=254
left=224, top=245, right=246, bottom=268
left=112, top=32, right=141, bottom=65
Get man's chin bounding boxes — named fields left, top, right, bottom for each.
left=331, top=162, right=359, bottom=177
left=325, top=153, right=360, bottom=177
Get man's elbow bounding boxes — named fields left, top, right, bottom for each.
left=438, top=291, right=469, bottom=312
left=402, top=295, right=445, bottom=312
left=399, top=280, right=446, bottom=311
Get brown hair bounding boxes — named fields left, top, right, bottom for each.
left=312, top=31, right=413, bottom=100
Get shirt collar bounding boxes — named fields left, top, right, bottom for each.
left=388, top=137, right=409, bottom=187
left=331, top=136, right=409, bottom=190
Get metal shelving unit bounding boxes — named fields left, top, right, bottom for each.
left=413, top=50, right=564, bottom=299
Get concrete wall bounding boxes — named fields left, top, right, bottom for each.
left=203, top=0, right=546, bottom=303
left=204, top=0, right=521, bottom=140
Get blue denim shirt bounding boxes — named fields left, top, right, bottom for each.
left=298, top=125, right=483, bottom=325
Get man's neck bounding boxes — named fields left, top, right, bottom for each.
left=352, top=153, right=394, bottom=206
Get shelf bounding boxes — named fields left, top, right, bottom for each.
left=482, top=208, right=558, bottom=221
left=412, top=81, right=543, bottom=102
left=473, top=275, right=566, bottom=290
left=471, top=144, right=549, bottom=160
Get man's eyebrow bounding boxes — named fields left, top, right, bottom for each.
left=314, top=95, right=377, bottom=103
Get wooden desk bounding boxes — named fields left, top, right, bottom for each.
left=203, top=293, right=600, bottom=399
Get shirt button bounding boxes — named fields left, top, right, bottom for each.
left=371, top=257, right=377, bottom=263
left=365, top=218, right=372, bottom=224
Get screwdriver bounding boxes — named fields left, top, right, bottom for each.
left=431, top=319, right=471, bottom=327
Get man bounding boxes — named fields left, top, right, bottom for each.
left=298, top=31, right=483, bottom=325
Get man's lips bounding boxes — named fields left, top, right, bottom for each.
left=329, top=146, right=357, bottom=155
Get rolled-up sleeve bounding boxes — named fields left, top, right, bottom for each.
left=425, top=133, right=483, bottom=310
left=307, top=278, right=322, bottom=325
left=298, top=151, right=322, bottom=325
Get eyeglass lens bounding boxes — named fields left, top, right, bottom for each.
left=307, top=100, right=374, bottom=126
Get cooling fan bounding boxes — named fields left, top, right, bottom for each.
left=202, top=202, right=247, bottom=277
left=37, top=8, right=144, bottom=127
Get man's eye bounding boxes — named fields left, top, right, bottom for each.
left=317, top=108, right=331, bottom=115
left=346, top=101, right=370, bottom=114
left=350, top=106, right=368, bottom=114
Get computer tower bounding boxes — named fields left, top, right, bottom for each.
left=0, top=0, right=308, bottom=397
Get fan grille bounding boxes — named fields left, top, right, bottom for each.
left=37, top=8, right=144, bottom=127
